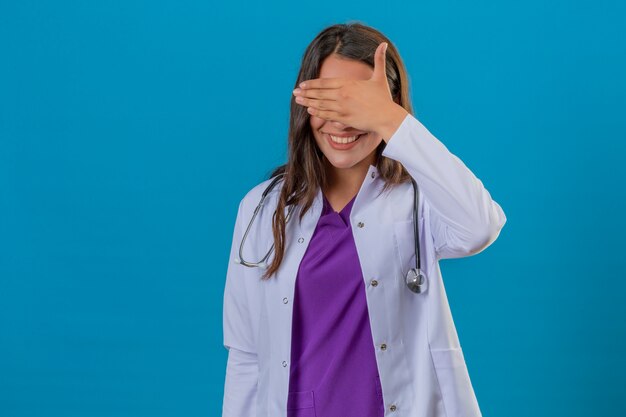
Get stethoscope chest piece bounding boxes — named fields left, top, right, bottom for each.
left=405, top=268, right=428, bottom=294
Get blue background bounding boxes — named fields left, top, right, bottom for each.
left=1, top=1, right=625, bottom=416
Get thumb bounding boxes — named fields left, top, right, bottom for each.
left=371, top=42, right=388, bottom=83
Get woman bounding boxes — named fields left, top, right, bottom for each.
left=222, top=22, right=506, bottom=417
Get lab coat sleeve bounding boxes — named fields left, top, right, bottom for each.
left=381, top=113, right=507, bottom=260
left=222, top=197, right=258, bottom=417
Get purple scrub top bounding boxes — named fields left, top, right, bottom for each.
left=287, top=192, right=384, bottom=417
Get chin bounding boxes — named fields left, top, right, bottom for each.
left=324, top=156, right=365, bottom=169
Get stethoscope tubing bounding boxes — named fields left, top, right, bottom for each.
left=235, top=173, right=427, bottom=293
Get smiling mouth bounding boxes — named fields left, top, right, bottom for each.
left=326, top=133, right=366, bottom=144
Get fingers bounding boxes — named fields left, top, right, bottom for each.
left=299, top=77, right=344, bottom=89
left=294, top=95, right=341, bottom=112
left=293, top=87, right=336, bottom=101
left=306, top=106, right=341, bottom=121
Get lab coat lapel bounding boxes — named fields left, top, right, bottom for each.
left=279, top=163, right=382, bottom=302
left=282, top=163, right=381, bottom=285
left=350, top=164, right=382, bottom=222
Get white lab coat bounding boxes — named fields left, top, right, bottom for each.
left=222, top=113, right=507, bottom=417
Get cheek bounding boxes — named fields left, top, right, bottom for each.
left=313, top=132, right=326, bottom=149
left=361, top=134, right=384, bottom=151
left=309, top=116, right=324, bottom=130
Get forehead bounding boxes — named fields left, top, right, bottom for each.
left=318, top=54, right=373, bottom=80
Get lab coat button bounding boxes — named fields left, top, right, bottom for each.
left=380, top=343, right=387, bottom=351
left=283, top=297, right=289, bottom=304
left=282, top=361, right=288, bottom=367
left=371, top=279, right=378, bottom=287
left=298, top=237, right=304, bottom=243
left=390, top=404, right=397, bottom=411
left=357, top=221, right=364, bottom=228
left=370, top=171, right=375, bottom=178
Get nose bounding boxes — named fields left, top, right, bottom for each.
left=329, top=120, right=350, bottom=129
left=324, top=120, right=366, bottom=135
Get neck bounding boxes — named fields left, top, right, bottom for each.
left=323, top=152, right=377, bottom=198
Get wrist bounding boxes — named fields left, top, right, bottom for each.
left=377, top=104, right=409, bottom=143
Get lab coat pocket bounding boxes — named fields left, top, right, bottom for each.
left=286, top=390, right=317, bottom=417
left=431, top=348, right=481, bottom=417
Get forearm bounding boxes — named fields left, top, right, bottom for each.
left=381, top=112, right=506, bottom=257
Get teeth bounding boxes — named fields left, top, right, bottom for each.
left=329, top=134, right=361, bottom=144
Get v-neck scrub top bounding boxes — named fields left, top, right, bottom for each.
left=287, top=192, right=385, bottom=417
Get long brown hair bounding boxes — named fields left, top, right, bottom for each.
left=261, top=21, right=415, bottom=280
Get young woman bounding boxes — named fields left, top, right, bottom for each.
left=222, top=22, right=506, bottom=417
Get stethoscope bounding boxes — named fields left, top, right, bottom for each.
left=234, top=173, right=427, bottom=294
